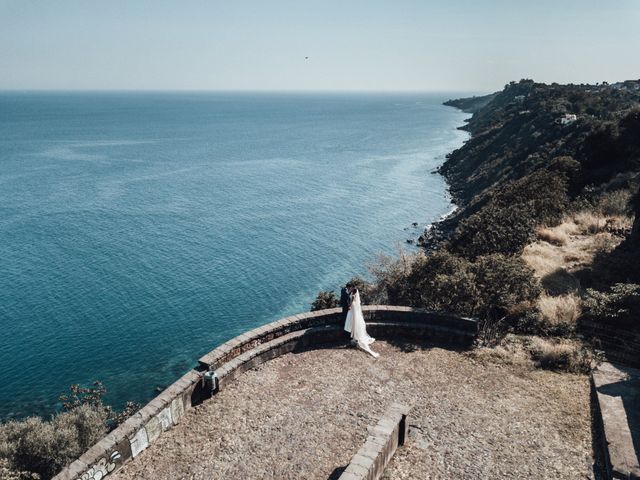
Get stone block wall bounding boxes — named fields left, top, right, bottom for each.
left=53, top=306, right=478, bottom=480
left=591, top=362, right=640, bottom=480
left=339, top=403, right=411, bottom=480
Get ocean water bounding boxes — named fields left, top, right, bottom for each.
left=0, top=92, right=468, bottom=419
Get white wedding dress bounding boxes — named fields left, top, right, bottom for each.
left=344, top=290, right=379, bottom=358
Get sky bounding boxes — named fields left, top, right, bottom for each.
left=0, top=0, right=638, bottom=92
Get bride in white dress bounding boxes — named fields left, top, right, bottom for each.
left=344, top=287, right=379, bottom=358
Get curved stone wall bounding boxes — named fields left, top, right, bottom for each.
left=53, top=306, right=478, bottom=480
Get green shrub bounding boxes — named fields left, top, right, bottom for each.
left=406, top=251, right=479, bottom=316
left=310, top=290, right=339, bottom=311
left=450, top=204, right=537, bottom=258
left=0, top=382, right=140, bottom=479
left=583, top=283, right=640, bottom=329
left=368, top=251, right=417, bottom=305
left=450, top=170, right=568, bottom=258
left=369, top=250, right=540, bottom=324
left=472, top=254, right=541, bottom=319
left=0, top=404, right=107, bottom=479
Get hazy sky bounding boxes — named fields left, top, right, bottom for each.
left=1, top=0, right=638, bottom=92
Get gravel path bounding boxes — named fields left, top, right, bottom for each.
left=112, top=341, right=593, bottom=479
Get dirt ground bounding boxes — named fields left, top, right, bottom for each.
left=112, top=341, right=594, bottom=480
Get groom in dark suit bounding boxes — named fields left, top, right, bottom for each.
left=339, top=283, right=351, bottom=319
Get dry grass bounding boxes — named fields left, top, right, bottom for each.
left=524, top=212, right=628, bottom=285
left=470, top=335, right=533, bottom=368
left=528, top=336, right=595, bottom=373
left=591, top=232, right=618, bottom=254
left=522, top=241, right=568, bottom=278
left=536, top=226, right=569, bottom=246
left=572, top=211, right=606, bottom=234
left=537, top=293, right=581, bottom=331
left=471, top=334, right=596, bottom=374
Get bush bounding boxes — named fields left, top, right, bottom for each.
left=407, top=251, right=479, bottom=316
left=0, top=382, right=140, bottom=479
left=0, top=404, right=107, bottom=479
left=583, top=283, right=640, bottom=329
left=450, top=170, right=569, bottom=258
left=450, top=203, right=537, bottom=258
left=528, top=337, right=594, bottom=373
left=472, top=254, right=541, bottom=319
left=369, top=250, right=540, bottom=323
left=368, top=250, right=417, bottom=305
left=310, top=291, right=339, bottom=311
left=597, top=189, right=632, bottom=216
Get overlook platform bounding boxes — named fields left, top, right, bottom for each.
left=110, top=341, right=592, bottom=480
left=54, top=307, right=599, bottom=480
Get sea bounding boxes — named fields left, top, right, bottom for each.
left=0, top=92, right=469, bottom=419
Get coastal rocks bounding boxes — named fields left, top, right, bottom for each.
left=417, top=221, right=455, bottom=251
left=405, top=222, right=424, bottom=245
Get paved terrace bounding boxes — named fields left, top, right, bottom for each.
left=112, top=341, right=593, bottom=480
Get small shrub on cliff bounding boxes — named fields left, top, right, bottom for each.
left=472, top=254, right=541, bottom=320
left=407, top=251, right=479, bottom=316
left=583, top=283, right=640, bottom=329
left=0, top=382, right=140, bottom=480
left=368, top=250, right=417, bottom=305
left=310, top=291, right=339, bottom=311
left=0, top=404, right=107, bottom=480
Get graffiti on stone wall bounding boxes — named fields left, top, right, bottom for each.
left=80, top=451, right=121, bottom=480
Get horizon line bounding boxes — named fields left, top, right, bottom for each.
left=0, top=88, right=492, bottom=95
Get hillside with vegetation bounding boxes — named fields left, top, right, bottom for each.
left=315, top=79, right=640, bottom=368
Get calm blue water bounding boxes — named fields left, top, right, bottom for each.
left=0, top=92, right=468, bottom=419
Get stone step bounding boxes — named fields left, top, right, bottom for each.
left=592, top=362, right=640, bottom=479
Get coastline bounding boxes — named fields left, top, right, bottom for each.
left=416, top=101, right=473, bottom=251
